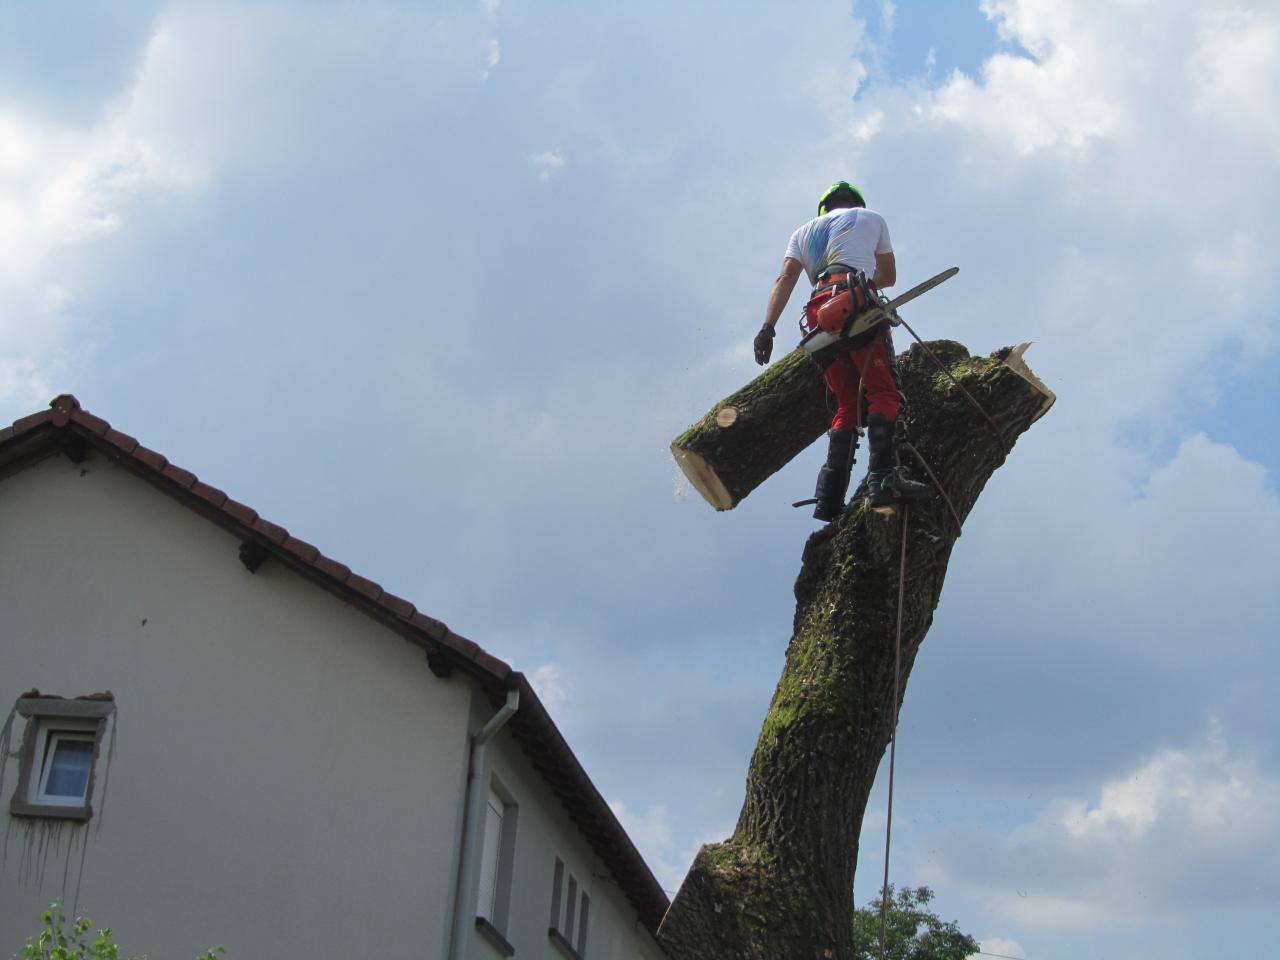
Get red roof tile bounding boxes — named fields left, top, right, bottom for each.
left=312, top=556, right=350, bottom=581
left=161, top=463, right=197, bottom=488
left=103, top=429, right=140, bottom=455
left=132, top=444, right=167, bottom=470
left=11, top=411, right=50, bottom=434
left=409, top=611, right=448, bottom=642
left=281, top=536, right=320, bottom=563
left=442, top=630, right=481, bottom=662
left=251, top=517, right=288, bottom=544
left=345, top=572, right=384, bottom=603
left=70, top=409, right=110, bottom=436
left=379, top=592, right=415, bottom=621
left=221, top=497, right=258, bottom=526
left=191, top=481, right=228, bottom=508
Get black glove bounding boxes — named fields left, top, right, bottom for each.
left=753, top=324, right=775, bottom=365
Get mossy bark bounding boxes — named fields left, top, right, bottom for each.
left=657, top=340, right=1053, bottom=960
left=671, top=350, right=829, bottom=510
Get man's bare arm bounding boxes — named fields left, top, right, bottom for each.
left=763, top=257, right=805, bottom=329
left=873, top=251, right=896, bottom=289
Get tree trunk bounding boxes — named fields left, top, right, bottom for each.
left=657, top=340, right=1053, bottom=960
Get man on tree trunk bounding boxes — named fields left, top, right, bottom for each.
left=753, top=181, right=932, bottom=521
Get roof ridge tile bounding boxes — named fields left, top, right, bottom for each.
left=160, top=463, right=197, bottom=488
left=409, top=611, right=449, bottom=641
left=251, top=517, right=288, bottom=544
left=221, top=497, right=258, bottom=526
left=132, top=444, right=167, bottom=470
left=70, top=409, right=110, bottom=436
left=11, top=411, right=51, bottom=434
left=379, top=592, right=416, bottom=621
left=103, top=429, right=140, bottom=455
left=191, top=481, right=228, bottom=508
left=281, top=536, right=320, bottom=563
left=344, top=572, right=384, bottom=603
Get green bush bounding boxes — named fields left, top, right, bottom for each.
left=12, top=902, right=225, bottom=960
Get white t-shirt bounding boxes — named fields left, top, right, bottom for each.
left=784, top=207, right=892, bottom=285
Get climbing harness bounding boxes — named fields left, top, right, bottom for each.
left=803, top=270, right=878, bottom=339
left=799, top=267, right=959, bottom=368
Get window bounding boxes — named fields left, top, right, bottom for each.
left=477, top=788, right=505, bottom=920
left=473, top=778, right=517, bottom=957
left=548, top=857, right=591, bottom=959
left=6, top=694, right=114, bottom=822
left=35, top=727, right=97, bottom=805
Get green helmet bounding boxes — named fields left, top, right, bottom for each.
left=818, top=180, right=866, bottom=215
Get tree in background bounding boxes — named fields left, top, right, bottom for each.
left=12, top=902, right=224, bottom=960
left=853, top=886, right=979, bottom=960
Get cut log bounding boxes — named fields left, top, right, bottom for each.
left=657, top=339, right=1053, bottom=960
left=671, top=340, right=1056, bottom=512
left=671, top=350, right=829, bottom=510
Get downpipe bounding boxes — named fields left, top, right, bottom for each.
left=448, top=687, right=520, bottom=960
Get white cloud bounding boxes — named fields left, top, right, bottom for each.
left=609, top=799, right=732, bottom=893
left=937, top=720, right=1280, bottom=930
left=879, top=0, right=897, bottom=34
left=922, top=1, right=1123, bottom=156
left=480, top=0, right=501, bottom=16
left=0, top=27, right=205, bottom=408
left=1057, top=718, right=1257, bottom=843
left=530, top=149, right=567, bottom=182
left=482, top=38, right=501, bottom=80
left=1189, top=8, right=1280, bottom=156
left=529, top=662, right=571, bottom=714
left=829, top=0, right=1280, bottom=434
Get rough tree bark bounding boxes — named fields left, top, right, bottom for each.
left=671, top=351, right=829, bottom=510
left=657, top=339, right=1053, bottom=960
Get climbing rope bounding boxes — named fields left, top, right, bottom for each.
left=878, top=503, right=910, bottom=960
left=899, top=440, right=964, bottom=535
left=856, top=304, right=1006, bottom=959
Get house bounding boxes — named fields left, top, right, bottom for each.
left=0, top=395, right=669, bottom=960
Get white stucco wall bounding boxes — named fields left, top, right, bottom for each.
left=461, top=701, right=667, bottom=960
left=0, top=452, right=474, bottom=958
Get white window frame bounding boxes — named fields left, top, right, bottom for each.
left=477, top=787, right=506, bottom=922
left=7, top=695, right=114, bottom=822
left=32, top=723, right=98, bottom=806
left=549, top=858, right=591, bottom=960
left=473, top=774, right=518, bottom=957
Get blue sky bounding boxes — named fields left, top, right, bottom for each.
left=2, top=2, right=1278, bottom=958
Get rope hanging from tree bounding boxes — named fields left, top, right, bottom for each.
left=878, top=504, right=911, bottom=960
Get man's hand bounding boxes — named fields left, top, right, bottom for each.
left=753, top=324, right=775, bottom=365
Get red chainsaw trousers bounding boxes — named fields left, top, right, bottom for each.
left=824, top=333, right=901, bottom=432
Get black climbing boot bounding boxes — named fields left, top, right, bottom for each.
left=867, top=467, right=934, bottom=507
left=813, top=428, right=857, bottom=521
left=865, top=413, right=932, bottom=508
